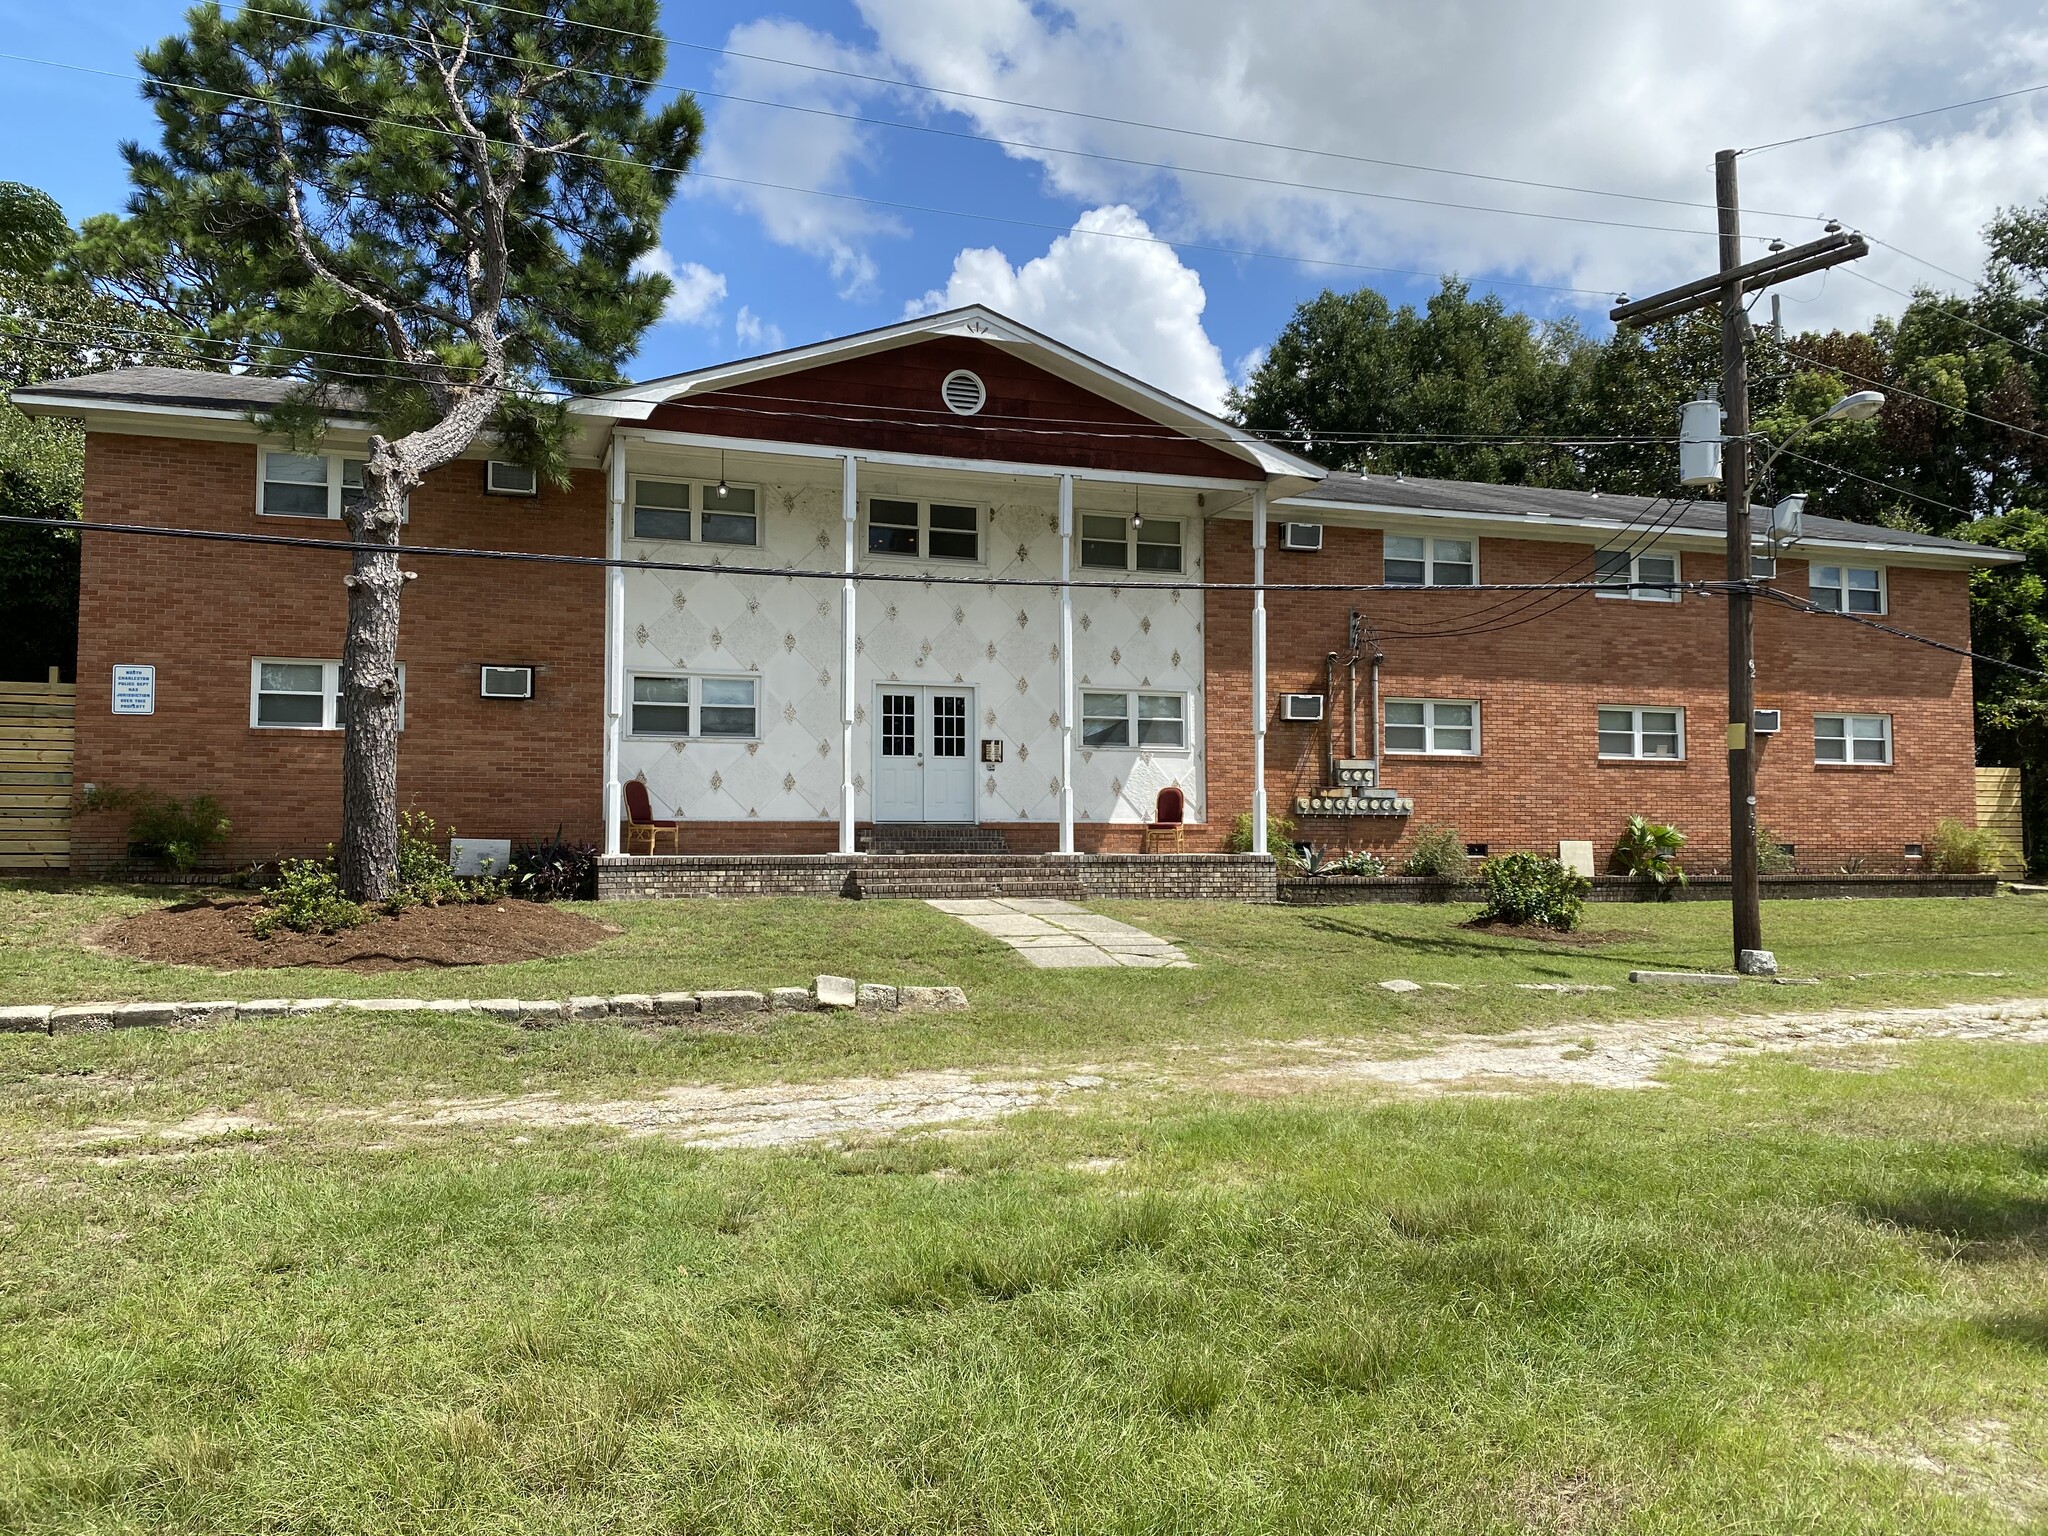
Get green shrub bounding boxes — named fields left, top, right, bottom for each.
left=253, top=858, right=367, bottom=937
left=80, top=787, right=233, bottom=871
left=1399, top=824, right=1469, bottom=880
left=384, top=811, right=507, bottom=911
left=1928, top=817, right=2011, bottom=875
left=1755, top=825, right=1797, bottom=875
left=1613, top=815, right=1687, bottom=893
left=1477, top=853, right=1588, bottom=930
left=1329, top=849, right=1388, bottom=877
left=1228, top=811, right=1299, bottom=867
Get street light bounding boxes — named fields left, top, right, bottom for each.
left=1753, top=389, right=1885, bottom=482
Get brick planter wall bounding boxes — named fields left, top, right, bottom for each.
left=597, top=853, right=1275, bottom=902
left=1278, top=872, right=2002, bottom=905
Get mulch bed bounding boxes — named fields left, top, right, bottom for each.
left=1461, top=918, right=1648, bottom=947
left=97, top=898, right=612, bottom=972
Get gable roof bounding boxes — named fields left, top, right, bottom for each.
left=11, top=365, right=367, bottom=421
left=574, top=303, right=1325, bottom=484
left=1284, top=472, right=2018, bottom=566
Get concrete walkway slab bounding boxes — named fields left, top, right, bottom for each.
left=927, top=897, right=1192, bottom=969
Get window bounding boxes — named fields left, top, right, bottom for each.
left=250, top=659, right=404, bottom=731
left=1080, top=691, right=1186, bottom=749
left=1384, top=535, right=1476, bottom=587
left=865, top=498, right=981, bottom=562
left=1384, top=698, right=1479, bottom=755
left=1597, top=706, right=1684, bottom=761
left=1595, top=548, right=1681, bottom=601
left=1814, top=712, right=1891, bottom=765
left=628, top=674, right=758, bottom=739
left=259, top=451, right=386, bottom=520
left=629, top=478, right=759, bottom=545
left=1078, top=515, right=1184, bottom=574
left=1810, top=563, right=1885, bottom=614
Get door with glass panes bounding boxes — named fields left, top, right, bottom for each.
left=873, top=686, right=976, bottom=822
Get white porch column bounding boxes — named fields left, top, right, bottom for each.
left=602, top=434, right=627, bottom=857
left=1057, top=472, right=1076, bottom=856
left=839, top=452, right=859, bottom=855
left=1250, top=486, right=1269, bottom=852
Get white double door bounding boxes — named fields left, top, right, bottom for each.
left=873, top=685, right=976, bottom=823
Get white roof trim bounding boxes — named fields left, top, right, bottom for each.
left=573, top=303, right=1325, bottom=485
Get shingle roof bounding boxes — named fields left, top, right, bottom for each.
left=12, top=366, right=363, bottom=415
left=1287, top=471, right=2016, bottom=563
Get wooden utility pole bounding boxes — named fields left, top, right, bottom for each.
left=1610, top=154, right=1868, bottom=974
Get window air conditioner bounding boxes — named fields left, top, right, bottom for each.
left=1280, top=693, right=1325, bottom=722
left=486, top=460, right=539, bottom=496
left=481, top=665, right=535, bottom=699
left=1279, top=522, right=1324, bottom=552
left=1752, top=708, right=1781, bottom=736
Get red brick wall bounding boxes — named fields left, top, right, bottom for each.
left=1204, top=521, right=1978, bottom=871
left=71, top=434, right=604, bottom=872
left=644, top=337, right=1251, bottom=479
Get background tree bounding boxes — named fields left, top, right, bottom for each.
left=118, top=0, right=702, bottom=899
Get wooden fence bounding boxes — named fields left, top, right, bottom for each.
left=1976, top=765, right=2026, bottom=872
left=0, top=670, right=72, bottom=871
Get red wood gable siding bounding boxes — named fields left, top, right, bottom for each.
left=642, top=337, right=1254, bottom=479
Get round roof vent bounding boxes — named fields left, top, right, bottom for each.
left=941, top=369, right=986, bottom=416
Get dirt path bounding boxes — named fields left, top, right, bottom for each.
left=48, top=998, right=2048, bottom=1155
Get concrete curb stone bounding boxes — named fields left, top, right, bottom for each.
left=856, top=983, right=898, bottom=1011
left=0, top=1005, right=53, bottom=1034
left=652, top=992, right=699, bottom=1017
left=608, top=994, right=655, bottom=1018
left=814, top=975, right=857, bottom=1010
left=565, top=996, right=612, bottom=1020
left=770, top=987, right=815, bottom=1012
left=697, top=990, right=765, bottom=1015
left=900, top=985, right=968, bottom=1012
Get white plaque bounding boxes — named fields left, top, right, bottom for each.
left=111, top=665, right=156, bottom=716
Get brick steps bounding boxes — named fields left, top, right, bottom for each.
left=860, top=824, right=1013, bottom=856
left=847, top=855, right=1085, bottom=901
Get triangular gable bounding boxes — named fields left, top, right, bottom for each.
left=577, top=305, right=1323, bottom=486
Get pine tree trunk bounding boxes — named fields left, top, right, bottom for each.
left=336, top=467, right=409, bottom=903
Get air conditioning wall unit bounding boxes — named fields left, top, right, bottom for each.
left=1279, top=522, right=1324, bottom=552
left=1280, top=693, right=1325, bottom=722
left=481, top=665, right=535, bottom=700
left=1752, top=708, right=1782, bottom=736
left=486, top=460, right=539, bottom=496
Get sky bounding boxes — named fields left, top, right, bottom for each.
left=4, top=0, right=2047, bottom=414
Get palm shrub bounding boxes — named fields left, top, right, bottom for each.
left=1399, top=824, right=1469, bottom=880
left=1478, top=853, right=1588, bottom=930
left=1613, top=815, right=1687, bottom=894
left=1928, top=817, right=2011, bottom=874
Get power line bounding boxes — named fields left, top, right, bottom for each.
left=1743, top=79, right=2048, bottom=155
left=1756, top=586, right=2046, bottom=679
left=223, top=4, right=1745, bottom=245
left=1778, top=340, right=2048, bottom=447
left=1833, top=263, right=2048, bottom=368
left=0, top=49, right=1629, bottom=301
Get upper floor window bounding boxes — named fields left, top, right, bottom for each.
left=1080, top=515, right=1183, bottom=573
left=629, top=478, right=759, bottom=546
left=867, top=498, right=981, bottom=562
left=1810, top=563, right=1884, bottom=614
left=1595, top=548, right=1680, bottom=601
left=1597, top=705, right=1684, bottom=761
left=259, top=450, right=398, bottom=521
left=1384, top=698, right=1479, bottom=755
left=250, top=658, right=405, bottom=731
left=1384, top=534, right=1475, bottom=587
left=1814, top=712, right=1891, bottom=765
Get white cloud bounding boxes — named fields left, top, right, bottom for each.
left=847, top=0, right=2048, bottom=331
left=909, top=205, right=1231, bottom=411
left=735, top=305, right=786, bottom=354
left=690, top=18, right=908, bottom=298
left=632, top=248, right=728, bottom=326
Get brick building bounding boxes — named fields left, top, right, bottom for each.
left=17, top=305, right=2017, bottom=886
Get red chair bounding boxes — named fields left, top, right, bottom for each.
left=622, top=779, right=680, bottom=856
left=1143, top=786, right=1187, bottom=852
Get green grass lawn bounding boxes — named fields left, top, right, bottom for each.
left=2, top=884, right=2046, bottom=1531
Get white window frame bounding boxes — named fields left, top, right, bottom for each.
left=626, top=476, right=762, bottom=548
left=1077, top=514, right=1185, bottom=574
left=1383, top=533, right=1478, bottom=587
left=1809, top=562, right=1887, bottom=615
left=249, top=658, right=405, bottom=731
left=1078, top=690, right=1189, bottom=751
left=1813, top=712, right=1893, bottom=766
left=1594, top=548, right=1682, bottom=602
left=1383, top=698, right=1481, bottom=756
left=256, top=450, right=407, bottom=522
left=862, top=497, right=985, bottom=564
left=485, top=460, right=538, bottom=497
left=1597, top=704, right=1686, bottom=762
left=625, top=671, right=761, bottom=741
